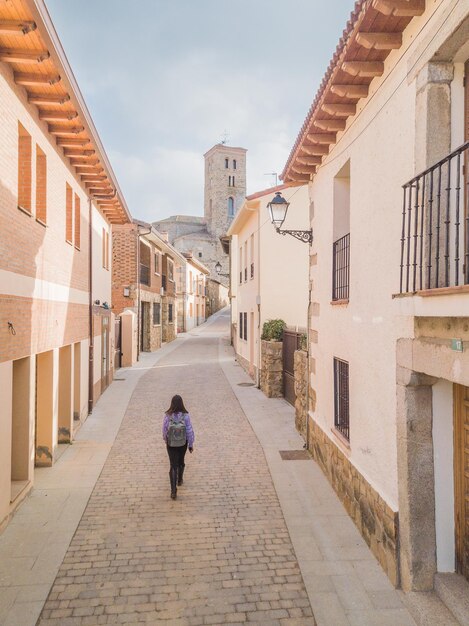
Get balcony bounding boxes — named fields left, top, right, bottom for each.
left=139, top=264, right=150, bottom=286
left=400, top=142, right=469, bottom=294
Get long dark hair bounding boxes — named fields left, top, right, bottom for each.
left=166, top=394, right=188, bottom=415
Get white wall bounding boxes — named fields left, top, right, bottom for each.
left=433, top=379, right=455, bottom=572
left=92, top=205, right=112, bottom=305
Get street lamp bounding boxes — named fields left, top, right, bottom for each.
left=267, top=191, right=313, bottom=244
left=215, top=261, right=229, bottom=278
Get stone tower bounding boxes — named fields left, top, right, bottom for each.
left=204, top=144, right=247, bottom=238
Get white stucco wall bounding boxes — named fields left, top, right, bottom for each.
left=303, top=0, right=469, bottom=511
left=92, top=206, right=112, bottom=305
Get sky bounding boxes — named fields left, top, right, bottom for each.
left=46, top=0, right=353, bottom=222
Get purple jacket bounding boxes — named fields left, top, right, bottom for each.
left=163, top=412, right=195, bottom=447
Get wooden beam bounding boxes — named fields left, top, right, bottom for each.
left=85, top=181, right=110, bottom=188
left=300, top=144, right=329, bottom=156
left=28, top=93, right=70, bottom=105
left=81, top=175, right=107, bottom=182
left=39, top=110, right=78, bottom=121
left=67, top=154, right=98, bottom=163
left=49, top=124, right=84, bottom=136
left=287, top=173, right=311, bottom=183
left=331, top=84, right=369, bottom=98
left=372, top=0, right=425, bottom=17
left=69, top=158, right=99, bottom=167
left=14, top=72, right=60, bottom=86
left=88, top=188, right=113, bottom=194
left=56, top=137, right=90, bottom=147
left=306, top=133, right=336, bottom=144
left=63, top=148, right=95, bottom=157
left=296, top=156, right=322, bottom=166
left=0, top=20, right=37, bottom=35
left=341, top=61, right=384, bottom=77
left=292, top=165, right=316, bottom=175
left=356, top=32, right=402, bottom=50
left=321, top=103, right=356, bottom=117
left=0, top=48, right=49, bottom=63
left=93, top=193, right=115, bottom=199
left=314, top=119, right=346, bottom=132
left=75, top=166, right=103, bottom=174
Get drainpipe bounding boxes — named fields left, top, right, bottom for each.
left=88, top=196, right=94, bottom=414
left=305, top=277, right=312, bottom=450
left=256, top=204, right=261, bottom=389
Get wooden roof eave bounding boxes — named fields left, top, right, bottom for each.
left=17, top=0, right=132, bottom=225
left=282, top=0, right=425, bottom=183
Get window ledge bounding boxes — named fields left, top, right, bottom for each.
left=18, top=205, right=32, bottom=217
left=331, top=298, right=349, bottom=306
left=74, top=245, right=80, bottom=251
left=66, top=239, right=73, bottom=246
left=36, top=217, right=47, bottom=227
left=331, top=427, right=351, bottom=452
left=393, top=285, right=469, bottom=298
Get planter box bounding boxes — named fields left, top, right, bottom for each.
left=260, top=340, right=283, bottom=398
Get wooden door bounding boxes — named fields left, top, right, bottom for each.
left=465, top=61, right=469, bottom=283
left=454, top=384, right=469, bottom=582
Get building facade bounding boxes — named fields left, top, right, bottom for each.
left=112, top=222, right=185, bottom=359
left=228, top=185, right=309, bottom=382
left=176, top=254, right=209, bottom=332
left=282, top=0, right=469, bottom=598
left=153, top=143, right=247, bottom=285
left=0, top=0, right=131, bottom=530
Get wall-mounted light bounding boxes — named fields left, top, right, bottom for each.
left=215, top=261, right=229, bottom=278
left=267, top=191, right=313, bottom=244
left=94, top=299, right=101, bottom=306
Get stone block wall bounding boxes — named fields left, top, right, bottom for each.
left=162, top=296, right=176, bottom=343
left=260, top=340, right=283, bottom=398
left=294, top=350, right=308, bottom=438
left=307, top=419, right=399, bottom=586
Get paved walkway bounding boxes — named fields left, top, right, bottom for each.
left=0, top=310, right=459, bottom=625
left=36, top=313, right=314, bottom=626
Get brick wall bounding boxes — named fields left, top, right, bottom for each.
left=112, top=224, right=138, bottom=315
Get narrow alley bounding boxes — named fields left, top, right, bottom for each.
left=36, top=312, right=314, bottom=626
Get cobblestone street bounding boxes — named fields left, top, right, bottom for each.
left=37, top=314, right=315, bottom=625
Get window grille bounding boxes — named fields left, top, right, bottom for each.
left=169, top=303, right=173, bottom=323
left=243, top=312, right=247, bottom=341
left=153, top=302, right=161, bottom=325
left=333, top=358, right=349, bottom=441
left=239, top=313, right=243, bottom=338
left=332, top=233, right=350, bottom=300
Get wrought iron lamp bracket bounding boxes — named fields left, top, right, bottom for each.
left=276, top=228, right=313, bottom=245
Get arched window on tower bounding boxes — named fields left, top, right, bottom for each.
left=233, top=159, right=237, bottom=170
left=225, top=158, right=229, bottom=169
left=228, top=197, right=235, bottom=218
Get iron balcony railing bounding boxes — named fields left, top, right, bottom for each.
left=139, top=264, right=150, bottom=286
left=400, top=142, right=469, bottom=294
left=332, top=233, right=350, bottom=301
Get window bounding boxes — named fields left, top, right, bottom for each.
left=239, top=313, right=243, bottom=338
left=250, top=234, right=254, bottom=279
left=102, top=227, right=110, bottom=270
left=225, top=158, right=229, bottom=169
left=332, top=161, right=350, bottom=301
left=169, top=303, right=173, bottom=323
left=18, top=123, right=32, bottom=213
left=198, top=252, right=202, bottom=258
left=243, top=312, right=247, bottom=341
left=232, top=175, right=235, bottom=186
left=35, top=146, right=47, bottom=224
left=334, top=358, right=350, bottom=441
left=228, top=196, right=234, bottom=217
left=190, top=302, right=193, bottom=317
left=233, top=159, right=237, bottom=170
left=74, top=194, right=80, bottom=249
left=154, top=251, right=160, bottom=274
left=239, top=246, right=243, bottom=284
left=153, top=302, right=161, bottom=325
left=168, top=259, right=174, bottom=282
left=228, top=175, right=231, bottom=186
left=66, top=184, right=73, bottom=244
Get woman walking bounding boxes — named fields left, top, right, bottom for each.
left=162, top=395, right=195, bottom=500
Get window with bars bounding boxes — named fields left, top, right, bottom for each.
left=333, top=358, right=350, bottom=441
left=243, top=312, right=247, bottom=341
left=169, top=303, right=173, bottom=323
left=332, top=233, right=350, bottom=300
left=153, top=302, right=161, bottom=325
left=239, top=313, right=243, bottom=338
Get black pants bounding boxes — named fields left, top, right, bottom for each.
left=166, top=443, right=187, bottom=470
